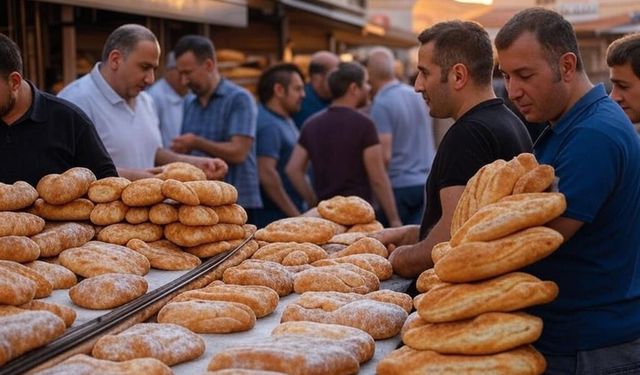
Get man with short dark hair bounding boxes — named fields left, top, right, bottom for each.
left=0, top=33, right=116, bottom=186
left=286, top=62, right=401, bottom=227
left=496, top=8, right=640, bottom=372
left=253, top=63, right=306, bottom=227
left=607, top=32, right=640, bottom=127
left=292, top=51, right=339, bottom=129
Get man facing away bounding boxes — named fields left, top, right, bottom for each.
left=292, top=50, right=339, bottom=129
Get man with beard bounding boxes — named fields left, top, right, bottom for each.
left=286, top=62, right=401, bottom=227
left=607, top=32, right=640, bottom=131
left=0, top=33, right=116, bottom=186
left=253, top=64, right=307, bottom=228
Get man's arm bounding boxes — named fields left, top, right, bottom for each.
left=170, top=134, right=253, bottom=165
left=258, top=156, right=301, bottom=217
left=154, top=147, right=228, bottom=180
left=545, top=216, right=583, bottom=242
left=285, top=145, right=317, bottom=208
left=378, top=133, right=393, bottom=168
left=363, top=144, right=401, bottom=227
left=116, top=167, right=156, bottom=181
left=389, top=185, right=465, bottom=278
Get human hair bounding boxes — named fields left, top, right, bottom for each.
left=328, top=62, right=365, bottom=99
left=607, top=33, right=640, bottom=79
left=308, top=51, right=338, bottom=76
left=257, top=63, right=304, bottom=104
left=101, top=24, right=157, bottom=62
left=0, top=33, right=23, bottom=77
left=417, top=20, right=494, bottom=85
left=495, top=7, right=583, bottom=78
left=174, top=35, right=216, bottom=63
left=367, top=46, right=395, bottom=80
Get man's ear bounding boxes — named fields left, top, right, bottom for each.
left=450, top=63, right=469, bottom=90
left=274, top=82, right=286, bottom=98
left=108, top=49, right=123, bottom=70
left=559, top=52, right=578, bottom=82
left=204, top=58, right=216, bottom=72
left=7, top=71, right=22, bottom=91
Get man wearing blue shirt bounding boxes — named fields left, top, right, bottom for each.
left=172, top=35, right=261, bottom=214
left=607, top=32, right=640, bottom=132
left=292, top=51, right=339, bottom=129
left=497, top=8, right=640, bottom=373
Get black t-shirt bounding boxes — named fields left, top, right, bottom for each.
left=419, top=98, right=533, bottom=239
left=0, top=82, right=117, bottom=187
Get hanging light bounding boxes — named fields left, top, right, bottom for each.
left=453, top=0, right=493, bottom=5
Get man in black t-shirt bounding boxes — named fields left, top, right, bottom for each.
left=372, top=21, right=532, bottom=278
left=0, top=33, right=116, bottom=186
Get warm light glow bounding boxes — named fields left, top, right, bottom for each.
left=340, top=53, right=354, bottom=62
left=453, top=0, right=493, bottom=5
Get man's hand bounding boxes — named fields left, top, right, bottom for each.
left=190, top=156, right=228, bottom=180
left=171, top=133, right=198, bottom=154
left=369, top=225, right=420, bottom=247
left=388, top=242, right=433, bottom=279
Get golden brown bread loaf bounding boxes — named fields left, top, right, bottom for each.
left=172, top=283, right=279, bottom=318
left=317, top=195, right=375, bottom=225
left=92, top=323, right=205, bottom=365
left=179, top=205, right=220, bottom=226
left=450, top=192, right=566, bottom=247
left=477, top=156, right=528, bottom=207
left=431, top=241, right=451, bottom=264
left=87, top=176, right=131, bottom=203
left=0, top=181, right=38, bottom=211
left=293, top=263, right=379, bottom=294
left=223, top=259, right=294, bottom=296
left=90, top=200, right=128, bottom=225
left=272, top=321, right=375, bottom=363
left=69, top=273, right=148, bottom=309
left=312, top=253, right=393, bottom=281
left=415, top=272, right=559, bottom=323
left=206, top=335, right=360, bottom=375
left=156, top=161, right=206, bottom=182
left=254, top=217, right=337, bottom=244
left=436, top=226, right=563, bottom=283
left=148, top=202, right=179, bottom=224
left=36, top=167, right=96, bottom=205
left=416, top=268, right=450, bottom=293
left=213, top=204, right=248, bottom=224
left=0, top=307, right=66, bottom=366
left=126, top=239, right=201, bottom=270
left=330, top=237, right=388, bottom=258
left=165, top=223, right=245, bottom=247
left=185, top=180, right=238, bottom=206
left=157, top=300, right=256, bottom=333
left=124, top=206, right=150, bottom=224
left=20, top=300, right=76, bottom=327
left=366, top=290, right=413, bottom=313
left=327, top=232, right=367, bottom=245
left=0, top=235, right=40, bottom=262
left=377, top=345, right=546, bottom=375
left=97, top=222, right=164, bottom=245
left=292, top=290, right=412, bottom=313
left=186, top=238, right=245, bottom=258
left=59, top=241, right=150, bottom=277
left=0, top=260, right=53, bottom=298
left=32, top=198, right=94, bottom=221
left=204, top=370, right=287, bottom=374
left=161, top=178, right=200, bottom=205
left=0, top=211, right=45, bottom=237
left=121, top=178, right=165, bottom=206
left=281, top=298, right=408, bottom=339
left=252, top=242, right=327, bottom=265
left=31, top=222, right=95, bottom=257
left=33, top=354, right=173, bottom=375
left=347, top=220, right=384, bottom=233
left=24, top=260, right=77, bottom=289
left=0, top=267, right=36, bottom=305
left=402, top=312, right=543, bottom=355
left=513, top=165, right=555, bottom=194
left=401, top=311, right=425, bottom=338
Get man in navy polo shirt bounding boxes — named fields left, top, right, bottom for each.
left=497, top=8, right=640, bottom=373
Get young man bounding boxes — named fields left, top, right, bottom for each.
left=373, top=21, right=532, bottom=278
left=607, top=32, right=640, bottom=127
left=254, top=63, right=306, bottom=227
left=286, top=62, right=402, bottom=227
left=496, top=8, right=640, bottom=373
left=172, top=35, right=261, bottom=215
left=59, top=25, right=227, bottom=181
left=0, top=33, right=116, bottom=186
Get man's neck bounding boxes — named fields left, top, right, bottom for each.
left=331, top=96, right=357, bottom=109
left=265, top=100, right=290, bottom=119
left=99, top=63, right=136, bottom=108
left=452, top=85, right=497, bottom=121
left=198, top=74, right=221, bottom=107
left=2, top=80, right=32, bottom=126
left=549, top=73, right=594, bottom=126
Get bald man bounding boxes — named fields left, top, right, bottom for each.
left=292, top=51, right=339, bottom=129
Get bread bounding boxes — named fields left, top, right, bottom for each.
left=312, top=253, right=392, bottom=281
left=31, top=222, right=95, bottom=257
left=293, top=263, right=379, bottom=294
left=0, top=266, right=36, bottom=305
left=435, top=226, right=563, bottom=283
left=450, top=192, right=566, bottom=247
left=366, top=290, right=413, bottom=313
left=92, top=323, right=205, bottom=365
left=178, top=205, right=220, bottom=226
left=33, top=354, right=173, bottom=375
left=156, top=161, right=206, bottom=182
left=347, top=220, right=384, bottom=233
left=282, top=298, right=407, bottom=339
left=0, top=260, right=53, bottom=298
left=513, top=165, right=555, bottom=194
left=157, top=300, right=255, bottom=333
left=36, top=167, right=96, bottom=205
left=172, top=283, right=279, bottom=318
left=59, top=241, right=150, bottom=277
left=0, top=181, right=38, bottom=211
left=317, top=196, right=375, bottom=225
left=149, top=202, right=179, bottom=224
left=124, top=206, right=150, bottom=224
left=293, top=290, right=412, bottom=313
left=90, top=200, right=128, bottom=225
left=223, top=259, right=294, bottom=297
left=121, top=178, right=165, bottom=206
left=377, top=345, right=547, bottom=375
left=431, top=241, right=451, bottom=264
left=0, top=307, right=66, bottom=366
left=217, top=48, right=247, bottom=63
left=186, top=238, right=245, bottom=258
left=327, top=232, right=366, bottom=245
left=416, top=268, right=450, bottom=293
left=401, top=312, right=425, bottom=338
left=478, top=157, right=528, bottom=207
left=32, top=198, right=94, bottom=221
left=254, top=217, right=337, bottom=244
left=0, top=235, right=40, bottom=262
left=205, top=370, right=286, bottom=375
left=185, top=180, right=238, bottom=206
left=330, top=237, right=388, bottom=258
left=20, top=300, right=76, bottom=327
left=415, top=272, right=559, bottom=323
left=161, top=178, right=200, bottom=205
left=88, top=177, right=131, bottom=203
left=69, top=273, right=148, bottom=309
left=24, top=260, right=77, bottom=289
left=126, top=239, right=201, bottom=270
left=0, top=211, right=45, bottom=237
left=213, top=204, right=248, bottom=224
left=164, top=223, right=245, bottom=247
left=253, top=242, right=328, bottom=265
left=97, top=223, right=163, bottom=245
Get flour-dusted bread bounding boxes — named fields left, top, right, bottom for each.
left=164, top=223, right=245, bottom=247
left=121, top=178, right=165, bottom=207
left=512, top=164, right=555, bottom=194
left=0, top=266, right=36, bottom=305
left=0, top=181, right=38, bottom=211
left=59, top=241, right=150, bottom=277
left=252, top=242, right=328, bottom=265
left=157, top=300, right=255, bottom=333
left=0, top=260, right=53, bottom=298
left=90, top=200, right=128, bottom=225
left=178, top=205, right=220, bottom=226
left=173, top=283, right=279, bottom=318
left=126, top=239, right=201, bottom=270
left=97, top=223, right=163, bottom=245
left=156, top=162, right=206, bottom=182
left=88, top=177, right=131, bottom=203
left=0, top=235, right=40, bottom=262
left=36, top=167, right=96, bottom=205
left=330, top=237, right=388, bottom=258
left=161, top=178, right=200, bottom=205
left=254, top=217, right=337, bottom=244
left=31, top=222, right=95, bottom=257
left=212, top=204, right=248, bottom=224
left=186, top=239, right=245, bottom=258
left=312, top=253, right=392, bottom=281
left=32, top=198, right=94, bottom=221
left=92, top=323, right=205, bottom=365
left=20, top=300, right=76, bottom=327
left=0, top=211, right=45, bottom=237
left=347, top=220, right=384, bottom=233
left=32, top=354, right=173, bottom=375
left=293, top=263, right=379, bottom=294
left=416, top=268, right=450, bottom=293
left=69, top=273, right=148, bottom=309
left=148, top=202, right=179, bottom=225
left=223, top=260, right=294, bottom=297
left=184, top=180, right=238, bottom=207
left=317, top=196, right=375, bottom=225
left=24, top=260, right=77, bottom=289
left=291, top=290, right=412, bottom=314
left=124, top=206, right=150, bottom=224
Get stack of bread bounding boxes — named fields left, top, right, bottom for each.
left=378, top=153, right=564, bottom=375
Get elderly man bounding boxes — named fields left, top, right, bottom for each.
left=292, top=50, right=339, bottom=129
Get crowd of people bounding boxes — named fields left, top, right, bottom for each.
left=2, top=6, right=640, bottom=374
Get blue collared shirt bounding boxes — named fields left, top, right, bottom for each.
left=147, top=78, right=186, bottom=148
left=182, top=78, right=261, bottom=209
left=292, top=83, right=330, bottom=129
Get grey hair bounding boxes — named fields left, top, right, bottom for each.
left=101, top=24, right=157, bottom=62
left=367, top=46, right=395, bottom=80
